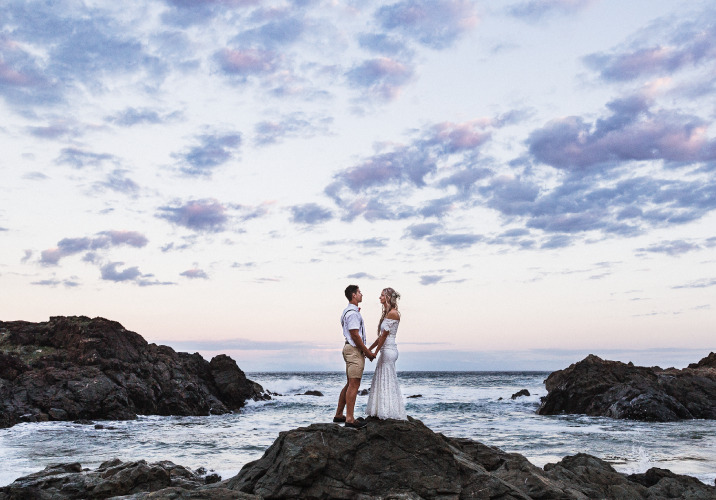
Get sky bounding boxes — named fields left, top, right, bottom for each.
left=1, top=0, right=715, bottom=371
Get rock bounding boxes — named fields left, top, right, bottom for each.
left=537, top=353, right=716, bottom=421
left=224, top=418, right=716, bottom=499
left=0, top=316, right=269, bottom=428
left=3, top=420, right=715, bottom=499
left=225, top=417, right=530, bottom=499
left=357, top=388, right=370, bottom=396
left=407, top=394, right=422, bottom=398
left=0, top=459, right=257, bottom=500
left=511, top=389, right=530, bottom=399
left=204, top=473, right=221, bottom=484
left=297, top=390, right=324, bottom=396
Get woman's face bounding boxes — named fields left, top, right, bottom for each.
left=379, top=291, right=387, bottom=304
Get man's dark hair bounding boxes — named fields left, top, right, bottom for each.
left=345, top=284, right=359, bottom=301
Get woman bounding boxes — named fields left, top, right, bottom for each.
left=366, top=287, right=407, bottom=420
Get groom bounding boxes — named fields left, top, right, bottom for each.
left=334, top=284, right=375, bottom=428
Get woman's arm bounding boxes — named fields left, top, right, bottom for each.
left=373, top=329, right=389, bottom=354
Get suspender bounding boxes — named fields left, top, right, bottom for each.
left=341, top=309, right=365, bottom=341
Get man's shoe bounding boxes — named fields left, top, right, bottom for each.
left=333, top=416, right=346, bottom=423
left=345, top=420, right=367, bottom=429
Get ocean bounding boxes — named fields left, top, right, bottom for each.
left=1, top=371, right=715, bottom=487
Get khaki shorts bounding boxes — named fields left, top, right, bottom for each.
left=343, top=343, right=365, bottom=379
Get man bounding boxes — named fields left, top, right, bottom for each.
left=334, top=284, right=375, bottom=428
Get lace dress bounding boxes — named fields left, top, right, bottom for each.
left=366, top=318, right=407, bottom=420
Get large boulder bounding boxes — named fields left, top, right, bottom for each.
left=537, top=353, right=716, bottom=421
left=0, top=316, right=269, bottom=428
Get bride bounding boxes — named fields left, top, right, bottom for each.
left=366, top=287, right=407, bottom=420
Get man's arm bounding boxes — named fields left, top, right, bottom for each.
left=350, top=329, right=375, bottom=360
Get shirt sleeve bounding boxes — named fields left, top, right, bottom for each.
left=345, top=311, right=361, bottom=331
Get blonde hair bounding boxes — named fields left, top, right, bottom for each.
left=377, top=287, right=401, bottom=334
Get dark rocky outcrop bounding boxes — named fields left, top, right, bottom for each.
left=0, top=459, right=257, bottom=500
left=297, top=390, right=324, bottom=397
left=511, top=389, right=530, bottom=399
left=226, top=418, right=715, bottom=499
left=0, top=316, right=268, bottom=428
left=3, top=419, right=714, bottom=499
left=537, top=353, right=716, bottom=421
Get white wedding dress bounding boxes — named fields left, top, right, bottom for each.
left=366, top=318, right=407, bottom=420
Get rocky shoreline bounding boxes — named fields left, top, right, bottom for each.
left=2, top=418, right=714, bottom=499
left=537, top=353, right=716, bottom=421
left=0, top=316, right=268, bottom=428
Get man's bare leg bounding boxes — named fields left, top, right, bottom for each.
left=345, top=377, right=361, bottom=423
left=335, top=378, right=349, bottom=419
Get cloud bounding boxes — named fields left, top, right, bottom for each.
left=26, top=122, right=78, bottom=140
left=31, top=278, right=79, bottom=288
left=156, top=199, right=229, bottom=233
left=420, top=275, right=444, bottom=285
left=161, top=0, right=259, bottom=27
left=40, top=230, right=148, bottom=265
left=358, top=237, right=388, bottom=248
left=347, top=272, right=376, bottom=280
left=508, top=0, right=595, bottom=21
left=98, top=262, right=174, bottom=286
left=96, top=170, right=140, bottom=195
left=585, top=15, right=716, bottom=82
left=290, top=203, right=333, bottom=225
left=326, top=119, right=501, bottom=222
left=233, top=14, right=307, bottom=49
left=346, top=57, right=414, bottom=100
left=540, top=235, right=573, bottom=249
left=375, top=0, right=478, bottom=50
left=526, top=95, right=716, bottom=171
left=426, top=233, right=483, bottom=249
left=107, top=107, right=181, bottom=127
left=216, top=48, right=280, bottom=81
left=0, top=2, right=164, bottom=112
left=173, top=132, right=242, bottom=177
left=56, top=148, right=116, bottom=168
left=357, top=33, right=412, bottom=57
left=404, top=222, right=442, bottom=239
left=637, top=240, right=702, bottom=256
left=22, top=172, right=49, bottom=180
left=100, top=262, right=142, bottom=282
left=672, top=278, right=716, bottom=289
left=322, top=238, right=388, bottom=249
left=180, top=268, right=209, bottom=279
left=254, top=113, right=333, bottom=146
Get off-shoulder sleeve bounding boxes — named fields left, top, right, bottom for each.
left=382, top=318, right=399, bottom=334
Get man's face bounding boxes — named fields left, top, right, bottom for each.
left=354, top=289, right=363, bottom=303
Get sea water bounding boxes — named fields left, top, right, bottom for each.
left=1, top=371, right=715, bottom=487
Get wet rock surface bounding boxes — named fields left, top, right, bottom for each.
left=227, top=417, right=715, bottom=499
left=3, top=418, right=714, bottom=499
left=537, top=353, right=716, bottom=421
left=0, top=316, right=268, bottom=428
left=511, top=389, right=530, bottom=399
left=0, top=459, right=258, bottom=500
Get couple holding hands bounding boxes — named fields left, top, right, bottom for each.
left=334, top=284, right=407, bottom=428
